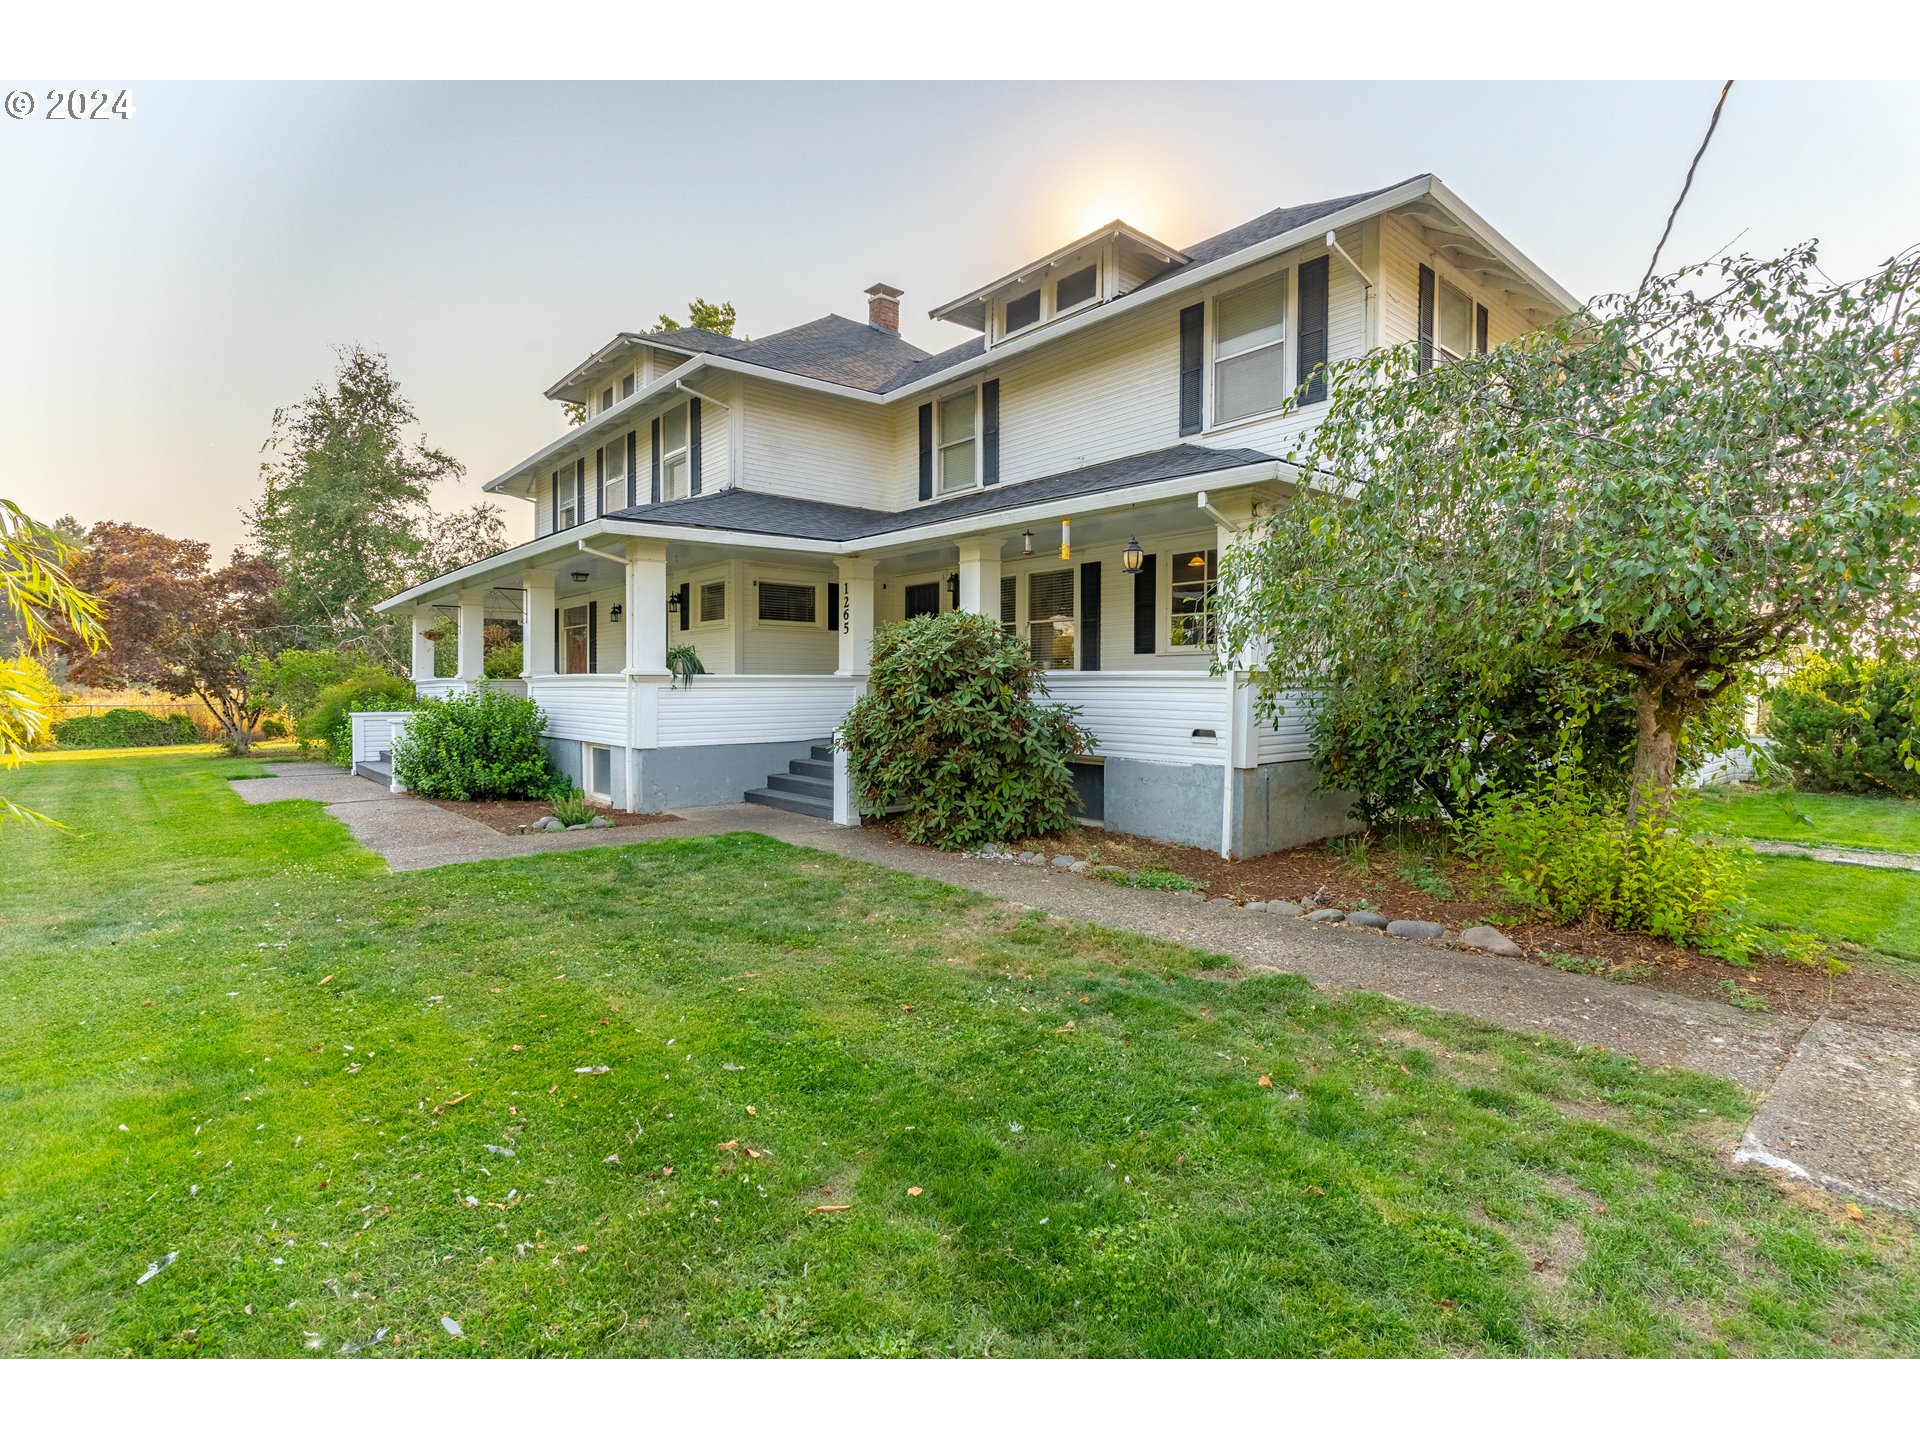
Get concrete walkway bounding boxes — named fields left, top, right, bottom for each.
left=1748, top=838, right=1920, bottom=873
left=232, top=763, right=1920, bottom=1213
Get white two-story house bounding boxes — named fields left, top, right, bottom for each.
left=372, top=173, right=1576, bottom=856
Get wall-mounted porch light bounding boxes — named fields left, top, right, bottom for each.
left=1121, top=536, right=1144, bottom=574
left=946, top=572, right=960, bottom=608
left=1021, top=530, right=1033, bottom=556
left=610, top=603, right=624, bottom=620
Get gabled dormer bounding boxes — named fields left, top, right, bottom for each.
left=929, top=222, right=1186, bottom=348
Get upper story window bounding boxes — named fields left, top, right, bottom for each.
left=621, top=373, right=637, bottom=400
left=1435, top=275, right=1473, bottom=366
left=661, top=403, right=691, bottom=500
left=936, top=390, right=978, bottom=494
left=600, top=384, right=616, bottom=412
left=1055, top=263, right=1097, bottom=312
left=1213, top=272, right=1289, bottom=424
left=556, top=468, right=577, bottom=529
left=1005, top=289, right=1042, bottom=334
left=600, top=436, right=627, bottom=514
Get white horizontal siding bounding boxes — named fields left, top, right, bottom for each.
left=530, top=675, right=626, bottom=743
left=1379, top=213, right=1541, bottom=353
left=740, top=378, right=894, bottom=507
left=655, top=676, right=862, bottom=747
left=1042, top=672, right=1230, bottom=765
left=1251, top=689, right=1316, bottom=765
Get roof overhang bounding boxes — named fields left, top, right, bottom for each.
left=382, top=459, right=1285, bottom=611
left=542, top=331, right=738, bottom=404
left=930, top=220, right=1189, bottom=331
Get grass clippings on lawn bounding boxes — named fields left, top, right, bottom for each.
left=4, top=751, right=1920, bottom=1357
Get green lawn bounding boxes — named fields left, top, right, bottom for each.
left=1696, top=786, right=1920, bottom=854
left=4, top=753, right=1918, bottom=1357
left=1742, top=855, right=1920, bottom=964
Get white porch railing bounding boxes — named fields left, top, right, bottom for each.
left=655, top=674, right=866, bottom=748
left=527, top=674, right=627, bottom=741
left=415, top=676, right=527, bottom=700
left=348, top=710, right=416, bottom=792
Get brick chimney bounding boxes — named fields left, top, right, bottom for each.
left=866, top=283, right=904, bottom=334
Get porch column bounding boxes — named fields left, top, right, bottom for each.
left=956, top=538, right=1001, bottom=618
left=624, top=538, right=669, bottom=676
left=410, top=605, right=437, bottom=682
left=835, top=556, right=876, bottom=675
left=522, top=573, right=556, bottom=678
left=1208, top=493, right=1266, bottom=673
left=455, top=588, right=487, bottom=682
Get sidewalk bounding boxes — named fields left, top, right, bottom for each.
left=232, top=763, right=1920, bottom=1212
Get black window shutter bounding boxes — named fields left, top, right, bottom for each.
left=1296, top=255, right=1330, bottom=405
left=827, top=582, right=840, bottom=633
left=552, top=608, right=559, bottom=671
left=917, top=403, right=933, bottom=501
left=981, top=380, right=1000, bottom=485
left=1178, top=304, right=1204, bottom=435
left=650, top=418, right=662, bottom=504
left=1079, top=560, right=1101, bottom=672
left=1475, top=303, right=1490, bottom=356
left=594, top=447, right=604, bottom=513
left=1132, top=552, right=1157, bottom=655
left=587, top=601, right=598, bottom=674
left=689, top=399, right=703, bottom=495
left=676, top=582, right=690, bottom=632
left=626, top=430, right=638, bottom=508
left=549, top=472, right=559, bottom=532
left=575, top=459, right=586, bottom=524
left=1417, top=264, right=1436, bottom=374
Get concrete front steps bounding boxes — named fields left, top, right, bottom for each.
left=743, top=743, right=834, bottom=820
left=353, top=749, right=393, bottom=785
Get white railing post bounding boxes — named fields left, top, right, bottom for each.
left=832, top=726, right=858, bottom=827
left=388, top=712, right=412, bottom=793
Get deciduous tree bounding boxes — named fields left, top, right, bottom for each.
left=1220, top=243, right=1920, bottom=818
left=1, top=500, right=105, bottom=824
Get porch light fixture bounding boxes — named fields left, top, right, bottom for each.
left=1059, top=518, right=1071, bottom=562
left=1121, top=537, right=1144, bottom=574
left=610, top=603, right=623, bottom=620
left=1021, top=530, right=1033, bottom=556
left=947, top=572, right=960, bottom=608
left=570, top=571, right=589, bottom=583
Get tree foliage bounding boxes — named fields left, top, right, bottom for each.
left=1220, top=243, right=1920, bottom=816
left=56, top=522, right=285, bottom=754
left=1, top=500, right=105, bottom=825
left=656, top=298, right=739, bottom=338
left=840, top=612, right=1094, bottom=850
left=1764, top=651, right=1920, bottom=797
left=248, top=345, right=503, bottom=663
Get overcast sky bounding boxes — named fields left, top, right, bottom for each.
left=5, top=80, right=1918, bottom=556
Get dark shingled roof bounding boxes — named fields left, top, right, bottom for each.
left=604, top=443, right=1274, bottom=541
left=718, top=314, right=934, bottom=391
left=642, top=326, right=750, bottom=355
left=880, top=334, right=987, bottom=393
left=1140, top=177, right=1424, bottom=285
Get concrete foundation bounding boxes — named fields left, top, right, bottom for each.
left=634, top=738, right=827, bottom=812
left=1102, top=755, right=1358, bottom=857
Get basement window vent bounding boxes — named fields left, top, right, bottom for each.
left=1191, top=728, right=1217, bottom=740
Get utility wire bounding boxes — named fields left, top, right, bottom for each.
left=1642, top=80, right=1734, bottom=291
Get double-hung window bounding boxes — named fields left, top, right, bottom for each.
left=1027, top=569, right=1076, bottom=672
left=936, top=390, right=977, bottom=494
left=560, top=604, right=590, bottom=674
left=1212, top=273, right=1289, bottom=424
left=601, top=436, right=627, bottom=514
left=557, top=470, right=577, bottom=529
left=661, top=403, right=691, bottom=500
left=1168, top=548, right=1218, bottom=649
left=1435, top=276, right=1474, bottom=367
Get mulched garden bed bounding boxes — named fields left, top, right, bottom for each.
left=423, top=796, right=678, bottom=835
left=923, top=822, right=1920, bottom=1025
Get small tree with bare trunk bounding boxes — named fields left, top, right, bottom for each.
left=1219, top=242, right=1920, bottom=819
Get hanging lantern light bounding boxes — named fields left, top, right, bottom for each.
left=1121, top=536, right=1144, bottom=574
left=1059, top=517, right=1072, bottom=561
left=1021, top=529, right=1033, bottom=557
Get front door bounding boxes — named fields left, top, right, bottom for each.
left=903, top=581, right=941, bottom=620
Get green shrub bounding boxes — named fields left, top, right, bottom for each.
left=53, top=708, right=199, bottom=749
left=1309, top=656, right=1749, bottom=825
left=304, top=673, right=416, bottom=766
left=1764, top=652, right=1920, bottom=797
left=392, top=684, right=553, bottom=801
left=484, top=641, right=523, bottom=680
left=840, top=611, right=1095, bottom=850
left=253, top=649, right=380, bottom=732
left=1459, top=780, right=1753, bottom=949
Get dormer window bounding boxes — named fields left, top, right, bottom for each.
left=621, top=373, right=636, bottom=400
left=1005, top=289, right=1042, bottom=334
left=1054, top=264, right=1097, bottom=312
left=600, top=384, right=616, bottom=412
